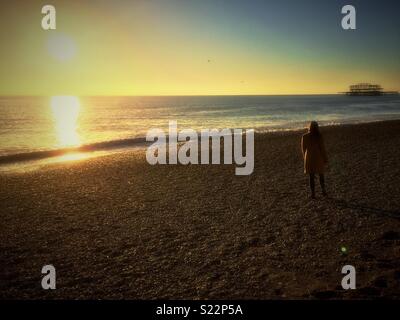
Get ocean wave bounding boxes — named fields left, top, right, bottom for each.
left=0, top=137, right=148, bottom=164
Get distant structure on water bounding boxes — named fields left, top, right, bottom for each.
left=342, top=83, right=399, bottom=96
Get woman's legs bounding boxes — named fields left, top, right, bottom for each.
left=309, top=173, right=316, bottom=198
left=319, top=174, right=327, bottom=196
left=309, top=173, right=327, bottom=198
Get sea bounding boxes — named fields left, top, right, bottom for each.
left=1, top=95, right=399, bottom=165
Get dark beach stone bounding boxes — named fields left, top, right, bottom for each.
left=208, top=272, right=221, bottom=281
left=311, top=290, right=338, bottom=299
left=372, top=277, right=388, bottom=288
left=380, top=231, right=400, bottom=241
left=265, top=236, right=275, bottom=244
left=377, top=261, right=394, bottom=269
left=359, top=251, right=375, bottom=261
left=274, top=288, right=283, bottom=296
left=247, top=237, right=261, bottom=246
left=234, top=242, right=248, bottom=252
left=315, top=270, right=328, bottom=277
left=358, top=286, right=381, bottom=296
left=358, top=266, right=366, bottom=272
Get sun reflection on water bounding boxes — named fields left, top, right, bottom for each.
left=53, top=152, right=90, bottom=163
left=50, top=96, right=81, bottom=148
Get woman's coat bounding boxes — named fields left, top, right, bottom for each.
left=301, top=133, right=327, bottom=174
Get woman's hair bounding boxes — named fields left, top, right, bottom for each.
left=309, top=121, right=320, bottom=136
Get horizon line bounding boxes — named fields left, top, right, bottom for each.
left=0, top=93, right=347, bottom=98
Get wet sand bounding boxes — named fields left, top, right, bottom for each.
left=1, top=120, right=400, bottom=299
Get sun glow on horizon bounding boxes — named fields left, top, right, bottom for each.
left=51, top=96, right=81, bottom=148
left=0, top=1, right=399, bottom=96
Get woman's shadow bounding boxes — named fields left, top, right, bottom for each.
left=327, top=197, right=400, bottom=220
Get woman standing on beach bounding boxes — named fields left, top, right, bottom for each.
left=301, top=121, right=328, bottom=199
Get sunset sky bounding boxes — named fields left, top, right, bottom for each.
left=0, top=0, right=399, bottom=95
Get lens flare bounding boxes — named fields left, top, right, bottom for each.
left=47, top=33, right=77, bottom=62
